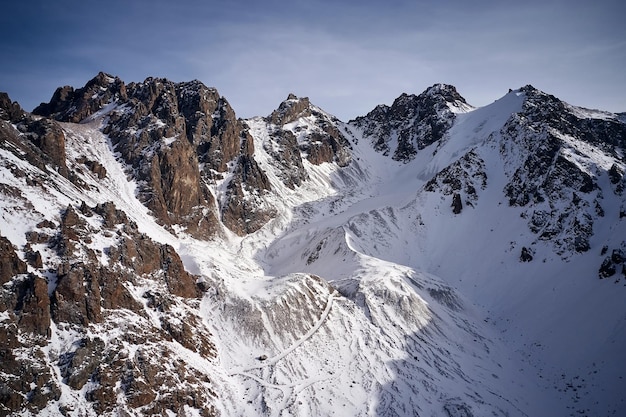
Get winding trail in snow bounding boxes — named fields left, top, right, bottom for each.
left=230, top=290, right=337, bottom=375
left=227, top=291, right=338, bottom=416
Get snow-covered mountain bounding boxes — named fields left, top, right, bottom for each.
left=1, top=73, right=625, bottom=417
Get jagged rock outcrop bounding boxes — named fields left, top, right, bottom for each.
left=222, top=153, right=275, bottom=235
left=1, top=92, right=69, bottom=179
left=0, top=197, right=217, bottom=416
left=424, top=150, right=487, bottom=212
left=262, top=128, right=309, bottom=189
left=193, top=90, right=251, bottom=173
left=0, top=92, right=24, bottom=122
left=0, top=237, right=56, bottom=413
left=0, top=235, right=27, bottom=284
left=96, top=77, right=222, bottom=238
left=501, top=85, right=626, bottom=256
left=34, top=73, right=280, bottom=237
left=217, top=127, right=275, bottom=235
left=268, top=93, right=313, bottom=125
left=599, top=242, right=626, bottom=280
left=33, top=72, right=127, bottom=123
left=351, top=83, right=472, bottom=161
left=261, top=93, right=352, bottom=192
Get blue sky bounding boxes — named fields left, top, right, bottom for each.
left=1, top=0, right=624, bottom=120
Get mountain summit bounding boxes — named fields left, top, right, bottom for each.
left=351, top=83, right=474, bottom=161
left=1, top=75, right=625, bottom=416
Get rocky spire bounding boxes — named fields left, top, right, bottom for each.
left=351, top=84, right=472, bottom=161
left=268, top=93, right=312, bottom=126
left=33, top=72, right=127, bottom=123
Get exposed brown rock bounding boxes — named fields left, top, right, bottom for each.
left=55, top=205, right=91, bottom=255
left=160, top=244, right=201, bottom=299
left=222, top=154, right=275, bottom=235
left=92, top=201, right=130, bottom=229
left=76, top=157, right=107, bottom=179
left=0, top=235, right=27, bottom=285
left=25, top=247, right=43, bottom=268
left=159, top=138, right=203, bottom=217
left=268, top=94, right=352, bottom=167
left=0, top=272, right=58, bottom=414
left=59, top=337, right=106, bottom=390
left=0, top=346, right=61, bottom=415
left=34, top=74, right=283, bottom=237
left=306, top=132, right=336, bottom=165
left=195, top=95, right=242, bottom=172
left=0, top=273, right=50, bottom=344
left=268, top=94, right=312, bottom=126
left=0, top=102, right=70, bottom=181
left=27, top=118, right=68, bottom=177
left=99, top=77, right=223, bottom=239
left=52, top=262, right=103, bottom=325
left=0, top=115, right=220, bottom=416
left=87, top=344, right=217, bottom=416
left=16, top=275, right=51, bottom=339
left=0, top=92, right=25, bottom=122
left=303, top=120, right=352, bottom=167
left=33, top=72, right=127, bottom=123
left=263, top=128, right=309, bottom=189
left=161, top=312, right=216, bottom=357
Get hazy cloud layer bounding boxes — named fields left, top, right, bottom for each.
left=1, top=0, right=624, bottom=120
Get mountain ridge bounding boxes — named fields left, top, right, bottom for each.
left=1, top=73, right=625, bottom=416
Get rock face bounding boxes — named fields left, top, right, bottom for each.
left=0, top=92, right=24, bottom=122
left=359, top=84, right=626, bottom=259
left=262, top=128, right=309, bottom=189
left=1, top=92, right=69, bottom=179
left=351, top=83, right=472, bottom=161
left=501, top=85, right=626, bottom=256
left=253, top=93, right=352, bottom=197
left=0, top=235, right=27, bottom=284
left=33, top=72, right=128, bottom=123
left=34, top=73, right=278, bottom=237
left=0, top=235, right=56, bottom=413
left=268, top=94, right=352, bottom=167
left=0, top=199, right=216, bottom=416
left=424, top=150, right=487, bottom=213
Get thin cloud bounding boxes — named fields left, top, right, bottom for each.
left=0, top=0, right=624, bottom=117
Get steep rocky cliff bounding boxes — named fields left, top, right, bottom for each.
left=33, top=72, right=275, bottom=237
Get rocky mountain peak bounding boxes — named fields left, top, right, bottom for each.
left=0, top=92, right=70, bottom=179
left=517, top=83, right=543, bottom=95
left=351, top=84, right=472, bottom=161
left=262, top=93, right=352, bottom=173
left=33, top=72, right=127, bottom=123
left=87, top=71, right=123, bottom=89
left=268, top=93, right=312, bottom=126
left=423, top=82, right=463, bottom=100
left=0, top=92, right=25, bottom=122
left=423, top=83, right=472, bottom=112
left=30, top=73, right=280, bottom=238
